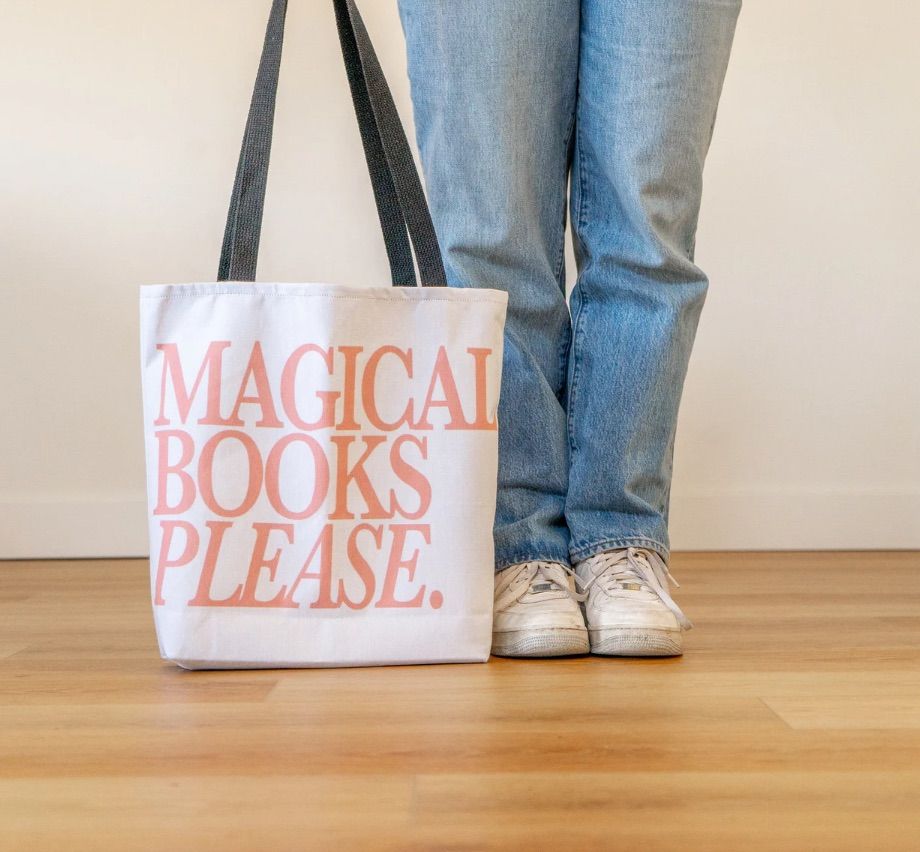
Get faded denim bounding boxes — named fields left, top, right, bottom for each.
left=398, top=0, right=741, bottom=569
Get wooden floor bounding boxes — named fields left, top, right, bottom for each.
left=1, top=552, right=919, bottom=851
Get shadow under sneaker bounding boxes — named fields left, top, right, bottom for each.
left=491, top=561, right=589, bottom=658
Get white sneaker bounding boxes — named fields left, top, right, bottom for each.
left=491, top=561, right=589, bottom=658
left=575, top=547, right=693, bottom=657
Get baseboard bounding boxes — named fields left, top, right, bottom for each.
left=0, top=496, right=150, bottom=560
left=1, top=490, right=918, bottom=560
left=668, top=489, right=920, bottom=551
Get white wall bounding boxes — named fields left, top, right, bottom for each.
left=1, top=0, right=917, bottom=559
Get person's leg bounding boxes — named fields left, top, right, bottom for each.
left=565, top=0, right=741, bottom=565
left=397, top=0, right=580, bottom=571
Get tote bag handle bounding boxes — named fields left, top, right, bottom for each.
left=217, top=0, right=447, bottom=287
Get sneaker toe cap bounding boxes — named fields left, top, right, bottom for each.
left=494, top=601, right=586, bottom=633
left=586, top=601, right=680, bottom=632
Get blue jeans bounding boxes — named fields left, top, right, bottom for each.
left=397, top=0, right=741, bottom=570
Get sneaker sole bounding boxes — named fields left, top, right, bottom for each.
left=590, top=627, right=683, bottom=657
left=491, top=628, right=590, bottom=658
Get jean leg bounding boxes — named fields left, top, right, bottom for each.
left=565, top=0, right=741, bottom=563
left=398, top=1, right=580, bottom=569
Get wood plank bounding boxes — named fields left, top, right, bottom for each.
left=763, top=694, right=920, bottom=729
left=1, top=552, right=919, bottom=849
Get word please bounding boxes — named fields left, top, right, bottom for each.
left=154, top=519, right=441, bottom=610
left=154, top=341, right=498, bottom=431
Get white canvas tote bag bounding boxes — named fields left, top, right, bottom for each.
left=139, top=0, right=507, bottom=669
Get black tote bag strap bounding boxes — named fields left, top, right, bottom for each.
left=332, top=0, right=417, bottom=287
left=218, top=0, right=447, bottom=287
left=334, top=0, right=447, bottom=287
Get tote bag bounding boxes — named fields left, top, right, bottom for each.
left=139, top=0, right=508, bottom=669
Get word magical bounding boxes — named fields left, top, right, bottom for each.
left=150, top=340, right=497, bottom=611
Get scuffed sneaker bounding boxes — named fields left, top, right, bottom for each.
left=575, top=547, right=693, bottom=657
left=491, top=561, right=589, bottom=658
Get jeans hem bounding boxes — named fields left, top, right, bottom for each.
left=494, top=552, right=572, bottom=573
left=569, top=536, right=670, bottom=564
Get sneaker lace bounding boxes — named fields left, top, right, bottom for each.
left=494, top=560, right=585, bottom=612
left=577, top=547, right=693, bottom=630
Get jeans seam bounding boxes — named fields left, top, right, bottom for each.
left=554, top=316, right=573, bottom=406
left=570, top=536, right=671, bottom=563
left=575, top=98, right=589, bottom=234
left=566, top=109, right=590, bottom=453
left=495, top=553, right=572, bottom=571
left=551, top=94, right=579, bottom=400
left=567, top=293, right=586, bottom=453
left=566, top=290, right=587, bottom=456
